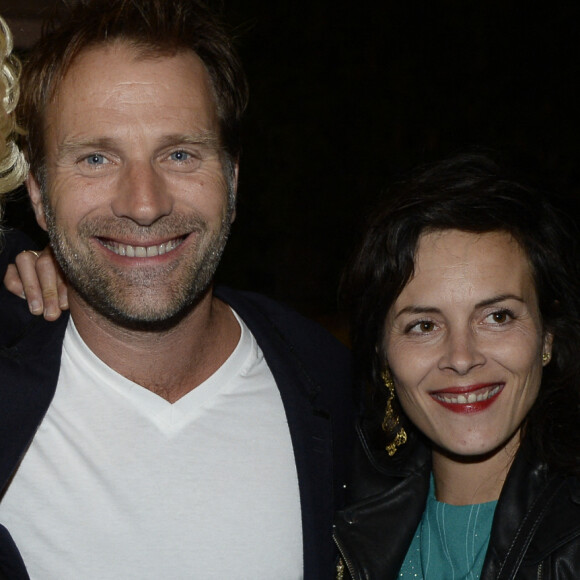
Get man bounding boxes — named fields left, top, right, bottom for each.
left=0, top=1, right=354, bottom=578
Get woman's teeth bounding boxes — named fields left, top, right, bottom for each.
left=433, top=385, right=502, bottom=404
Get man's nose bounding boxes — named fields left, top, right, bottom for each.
left=111, top=161, right=173, bottom=225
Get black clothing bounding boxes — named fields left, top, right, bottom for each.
left=334, top=422, right=580, bottom=579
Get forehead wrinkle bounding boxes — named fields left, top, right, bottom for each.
left=100, top=80, right=165, bottom=107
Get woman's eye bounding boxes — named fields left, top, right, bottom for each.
left=485, top=310, right=513, bottom=324
left=408, top=320, right=436, bottom=333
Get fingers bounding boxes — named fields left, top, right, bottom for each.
left=36, top=249, right=69, bottom=320
left=4, top=262, right=27, bottom=301
left=10, top=250, right=47, bottom=316
left=4, top=248, right=69, bottom=320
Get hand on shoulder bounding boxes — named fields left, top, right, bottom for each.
left=4, top=247, right=68, bottom=320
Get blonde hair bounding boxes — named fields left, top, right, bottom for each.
left=0, top=15, right=27, bottom=199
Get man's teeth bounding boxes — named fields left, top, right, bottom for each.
left=434, top=385, right=502, bottom=404
left=103, top=238, right=183, bottom=258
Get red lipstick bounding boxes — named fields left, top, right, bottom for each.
left=430, top=383, right=504, bottom=414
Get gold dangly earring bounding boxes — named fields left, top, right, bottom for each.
left=381, top=370, right=407, bottom=456
left=542, top=352, right=551, bottom=364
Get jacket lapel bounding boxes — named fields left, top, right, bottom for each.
left=0, top=312, right=69, bottom=492
left=214, top=286, right=339, bottom=579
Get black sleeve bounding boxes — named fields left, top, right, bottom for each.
left=0, top=229, right=38, bottom=279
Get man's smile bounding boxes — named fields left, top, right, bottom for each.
left=99, top=236, right=185, bottom=258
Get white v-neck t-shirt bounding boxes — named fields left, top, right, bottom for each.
left=0, top=311, right=303, bottom=579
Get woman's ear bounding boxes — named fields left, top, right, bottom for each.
left=542, top=331, right=554, bottom=366
left=26, top=172, right=48, bottom=231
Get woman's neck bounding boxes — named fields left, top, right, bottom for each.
left=431, top=431, right=520, bottom=505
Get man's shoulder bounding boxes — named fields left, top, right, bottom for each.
left=214, top=286, right=352, bottom=404
left=214, top=286, right=348, bottom=355
left=0, top=229, right=38, bottom=278
left=0, top=229, right=42, bottom=342
left=214, top=285, right=303, bottom=315
left=0, top=229, right=67, bottom=352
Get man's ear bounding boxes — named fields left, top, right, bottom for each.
left=26, top=172, right=48, bottom=231
left=230, top=162, right=239, bottom=223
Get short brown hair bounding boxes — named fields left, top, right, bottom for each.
left=19, top=0, right=249, bottom=181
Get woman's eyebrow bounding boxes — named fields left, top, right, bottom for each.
left=474, top=294, right=525, bottom=309
left=393, top=306, right=441, bottom=320
left=393, top=294, right=525, bottom=320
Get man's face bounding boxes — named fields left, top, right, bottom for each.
left=29, top=42, right=236, bottom=329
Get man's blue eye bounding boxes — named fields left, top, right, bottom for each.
left=86, top=154, right=105, bottom=165
left=170, top=151, right=189, bottom=161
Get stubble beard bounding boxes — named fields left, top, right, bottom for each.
left=42, top=193, right=234, bottom=332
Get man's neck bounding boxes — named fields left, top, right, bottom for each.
left=68, top=289, right=241, bottom=403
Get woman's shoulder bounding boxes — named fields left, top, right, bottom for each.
left=524, top=474, right=580, bottom=558
left=511, top=475, right=580, bottom=578
left=484, top=446, right=580, bottom=578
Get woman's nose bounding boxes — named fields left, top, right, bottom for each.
left=438, top=329, right=486, bottom=375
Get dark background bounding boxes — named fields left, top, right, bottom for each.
left=5, top=1, right=580, bottom=334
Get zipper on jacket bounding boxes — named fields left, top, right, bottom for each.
left=536, top=562, right=543, bottom=580
left=336, top=557, right=345, bottom=580
left=333, top=531, right=358, bottom=579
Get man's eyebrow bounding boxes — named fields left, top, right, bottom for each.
left=156, top=133, right=221, bottom=149
left=57, top=137, right=117, bottom=158
left=57, top=133, right=221, bottom=158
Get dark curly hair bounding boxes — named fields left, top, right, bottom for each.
left=341, top=153, right=580, bottom=473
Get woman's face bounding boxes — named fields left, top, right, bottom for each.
left=383, top=229, right=552, bottom=459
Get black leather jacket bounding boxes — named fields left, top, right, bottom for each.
left=334, top=422, right=580, bottom=579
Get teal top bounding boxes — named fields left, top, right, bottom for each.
left=399, top=476, right=497, bottom=579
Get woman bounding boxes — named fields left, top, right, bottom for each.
left=0, top=17, right=65, bottom=320
left=0, top=13, right=34, bottom=297
left=0, top=15, right=26, bottom=203
left=0, top=15, right=53, bottom=318
left=334, top=154, right=580, bottom=578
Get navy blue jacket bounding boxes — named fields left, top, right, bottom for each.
left=0, top=241, right=354, bottom=578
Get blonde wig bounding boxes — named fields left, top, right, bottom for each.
left=0, top=15, right=27, bottom=198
